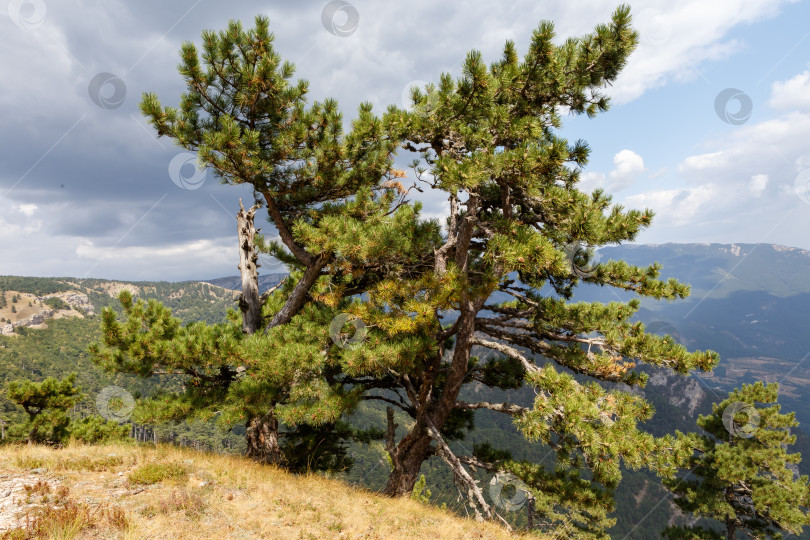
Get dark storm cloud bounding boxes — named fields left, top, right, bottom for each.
left=1, top=0, right=796, bottom=279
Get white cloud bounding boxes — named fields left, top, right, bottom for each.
left=581, top=149, right=645, bottom=192
left=749, top=174, right=769, bottom=196
left=612, top=150, right=646, bottom=186
left=679, top=112, right=810, bottom=188
left=0, top=1, right=805, bottom=279
left=612, top=0, right=795, bottom=103
left=15, top=204, right=38, bottom=216
left=625, top=185, right=716, bottom=226
left=769, top=69, right=810, bottom=111
left=680, top=151, right=725, bottom=171
left=76, top=238, right=230, bottom=261
left=659, top=93, right=810, bottom=248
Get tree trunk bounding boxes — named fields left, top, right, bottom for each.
left=383, top=424, right=435, bottom=496
left=237, top=199, right=263, bottom=334
left=384, top=301, right=483, bottom=496
left=246, top=412, right=285, bottom=466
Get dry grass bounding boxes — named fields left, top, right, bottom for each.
left=0, top=442, right=530, bottom=539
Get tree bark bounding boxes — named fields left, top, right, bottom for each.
left=726, top=519, right=736, bottom=540
left=383, top=424, right=435, bottom=496
left=236, top=200, right=287, bottom=466
left=383, top=297, right=488, bottom=497
left=237, top=199, right=263, bottom=334
left=246, top=412, right=285, bottom=466
left=266, top=257, right=327, bottom=329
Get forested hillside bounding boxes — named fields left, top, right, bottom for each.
left=4, top=240, right=810, bottom=538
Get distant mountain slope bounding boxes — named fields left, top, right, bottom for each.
left=601, top=243, right=810, bottom=298
left=3, top=243, right=810, bottom=538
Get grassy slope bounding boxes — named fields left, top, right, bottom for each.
left=0, top=443, right=529, bottom=539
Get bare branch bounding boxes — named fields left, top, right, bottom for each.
left=237, top=199, right=263, bottom=334
left=469, top=336, right=539, bottom=375
left=261, top=191, right=313, bottom=266
left=386, top=406, right=398, bottom=456
left=456, top=400, right=528, bottom=417
left=259, top=277, right=287, bottom=304
left=362, top=395, right=410, bottom=413
left=424, top=415, right=498, bottom=524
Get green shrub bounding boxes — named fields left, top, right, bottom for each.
left=69, top=416, right=129, bottom=444
left=128, top=462, right=188, bottom=485
left=44, top=297, right=70, bottom=311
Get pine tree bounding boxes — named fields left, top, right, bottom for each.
left=92, top=15, right=415, bottom=467
left=663, top=383, right=810, bottom=539
left=339, top=5, right=716, bottom=534
left=92, top=9, right=724, bottom=536
left=6, top=373, right=83, bottom=444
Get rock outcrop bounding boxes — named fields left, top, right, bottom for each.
left=0, top=291, right=96, bottom=336
left=646, top=367, right=707, bottom=417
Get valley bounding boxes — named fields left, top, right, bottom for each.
left=2, top=242, right=810, bottom=538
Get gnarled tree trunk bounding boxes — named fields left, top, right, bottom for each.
left=383, top=302, right=483, bottom=498
left=384, top=422, right=435, bottom=496
left=246, top=412, right=285, bottom=465
left=237, top=200, right=285, bottom=466
left=237, top=199, right=262, bottom=334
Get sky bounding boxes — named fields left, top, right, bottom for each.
left=1, top=0, right=809, bottom=281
